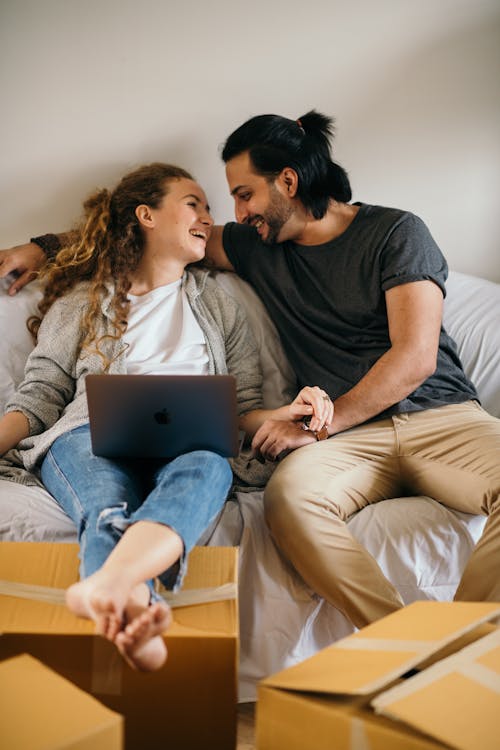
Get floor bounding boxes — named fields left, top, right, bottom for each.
left=237, top=702, right=256, bottom=750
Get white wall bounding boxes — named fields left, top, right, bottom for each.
left=1, top=0, right=499, bottom=281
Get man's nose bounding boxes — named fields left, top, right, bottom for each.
left=235, top=202, right=249, bottom=224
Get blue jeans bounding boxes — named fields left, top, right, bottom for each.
left=41, top=424, right=233, bottom=592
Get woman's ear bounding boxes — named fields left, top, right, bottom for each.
left=135, top=204, right=154, bottom=228
left=279, top=167, right=299, bottom=198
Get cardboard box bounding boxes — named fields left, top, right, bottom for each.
left=0, top=542, right=238, bottom=750
left=257, top=601, right=500, bottom=750
left=0, top=653, right=123, bottom=749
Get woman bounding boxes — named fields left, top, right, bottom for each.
left=0, top=163, right=333, bottom=671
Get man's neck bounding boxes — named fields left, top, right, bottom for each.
left=292, top=201, right=360, bottom=246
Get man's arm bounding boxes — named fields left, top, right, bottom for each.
left=0, top=231, right=76, bottom=294
left=246, top=279, right=443, bottom=460
left=328, top=279, right=443, bottom=435
left=204, top=225, right=235, bottom=271
left=0, top=224, right=234, bottom=293
left=0, top=243, right=46, bottom=295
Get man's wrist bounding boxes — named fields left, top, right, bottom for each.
left=30, top=233, right=61, bottom=260
left=300, top=416, right=329, bottom=441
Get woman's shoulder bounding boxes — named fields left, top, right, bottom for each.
left=41, top=282, right=92, bottom=326
left=51, top=280, right=91, bottom=305
left=187, top=267, right=239, bottom=310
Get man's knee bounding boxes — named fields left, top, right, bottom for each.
left=264, top=463, right=316, bottom=542
left=265, top=464, right=294, bottom=509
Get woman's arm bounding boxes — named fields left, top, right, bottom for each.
left=5, top=289, right=85, bottom=435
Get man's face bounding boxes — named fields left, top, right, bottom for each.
left=225, top=151, right=293, bottom=245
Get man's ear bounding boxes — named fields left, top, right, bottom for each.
left=135, top=204, right=154, bottom=228
left=279, top=167, right=299, bottom=198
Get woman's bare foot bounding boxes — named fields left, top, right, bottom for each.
left=65, top=573, right=148, bottom=641
left=115, top=601, right=172, bottom=671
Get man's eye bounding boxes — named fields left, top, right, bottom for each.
left=240, top=193, right=251, bottom=201
left=187, top=201, right=197, bottom=207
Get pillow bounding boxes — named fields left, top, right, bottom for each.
left=214, top=272, right=297, bottom=408
left=0, top=276, right=42, bottom=413
left=444, top=271, right=500, bottom=418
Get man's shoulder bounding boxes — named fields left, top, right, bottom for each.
left=223, top=221, right=263, bottom=249
left=356, top=202, right=419, bottom=227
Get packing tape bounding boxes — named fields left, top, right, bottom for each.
left=91, top=634, right=124, bottom=696
left=350, top=718, right=372, bottom=750
left=0, top=580, right=66, bottom=605
left=159, top=581, right=237, bottom=608
left=0, top=579, right=237, bottom=608
left=372, top=628, right=500, bottom=710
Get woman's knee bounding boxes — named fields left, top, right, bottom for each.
left=177, top=450, right=233, bottom=485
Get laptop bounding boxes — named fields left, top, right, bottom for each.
left=85, top=374, right=240, bottom=459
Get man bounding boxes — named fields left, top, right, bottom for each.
left=2, top=110, right=499, bottom=629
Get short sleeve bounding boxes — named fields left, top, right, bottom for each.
left=222, top=222, right=262, bottom=282
left=380, top=214, right=448, bottom=297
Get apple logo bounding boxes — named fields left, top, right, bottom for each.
left=154, top=409, right=171, bottom=425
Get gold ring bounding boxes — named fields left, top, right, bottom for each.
left=322, top=396, right=330, bottom=401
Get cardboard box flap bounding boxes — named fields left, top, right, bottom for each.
left=262, top=602, right=500, bottom=696
left=0, top=653, right=123, bottom=750
left=372, top=628, right=500, bottom=750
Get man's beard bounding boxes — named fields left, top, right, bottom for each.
left=259, top=184, right=293, bottom=245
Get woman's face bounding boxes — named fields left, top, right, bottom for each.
left=147, top=178, right=213, bottom=264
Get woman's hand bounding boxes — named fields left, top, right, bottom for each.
left=287, top=385, right=334, bottom=432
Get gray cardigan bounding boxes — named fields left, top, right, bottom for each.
left=2, top=268, right=274, bottom=488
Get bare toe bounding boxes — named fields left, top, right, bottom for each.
left=115, top=602, right=171, bottom=671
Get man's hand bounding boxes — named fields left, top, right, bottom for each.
left=251, top=419, right=317, bottom=463
left=0, top=243, right=46, bottom=295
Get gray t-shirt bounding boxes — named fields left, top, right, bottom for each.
left=223, top=202, right=477, bottom=418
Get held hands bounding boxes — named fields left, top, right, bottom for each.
left=252, top=386, right=334, bottom=463
left=0, top=243, right=46, bottom=295
left=287, top=385, right=334, bottom=432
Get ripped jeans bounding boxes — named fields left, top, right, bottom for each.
left=40, top=424, right=233, bottom=595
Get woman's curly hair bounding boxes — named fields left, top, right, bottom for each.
left=28, top=163, right=193, bottom=369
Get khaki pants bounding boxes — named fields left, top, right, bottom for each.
left=264, top=401, right=500, bottom=629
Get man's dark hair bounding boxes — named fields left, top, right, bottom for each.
left=221, top=110, right=352, bottom=219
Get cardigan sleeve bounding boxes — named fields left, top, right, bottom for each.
left=5, top=290, right=87, bottom=434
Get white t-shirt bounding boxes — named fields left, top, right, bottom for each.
left=124, top=278, right=209, bottom=375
